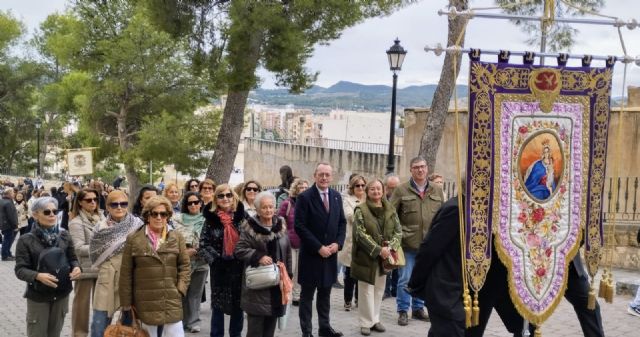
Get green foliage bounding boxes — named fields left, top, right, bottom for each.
left=0, top=10, right=24, bottom=54
left=496, top=0, right=604, bottom=51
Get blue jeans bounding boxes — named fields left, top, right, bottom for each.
left=396, top=250, right=424, bottom=312
left=631, top=285, right=640, bottom=308
left=1, top=229, right=15, bottom=259
left=91, top=310, right=132, bottom=337
left=211, top=306, right=243, bottom=337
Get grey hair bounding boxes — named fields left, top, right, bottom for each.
left=254, top=191, right=276, bottom=210
left=409, top=156, right=427, bottom=167
left=32, top=197, right=59, bottom=213
left=383, top=174, right=400, bottom=185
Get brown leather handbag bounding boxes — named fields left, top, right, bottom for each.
left=103, top=307, right=149, bottom=337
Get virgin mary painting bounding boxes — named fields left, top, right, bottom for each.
left=520, top=135, right=562, bottom=202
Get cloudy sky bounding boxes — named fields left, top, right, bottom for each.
left=2, top=0, right=638, bottom=93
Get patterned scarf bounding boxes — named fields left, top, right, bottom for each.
left=90, top=213, right=143, bottom=268
left=34, top=222, right=60, bottom=247
left=217, top=209, right=239, bottom=257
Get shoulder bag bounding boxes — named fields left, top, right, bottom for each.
left=245, top=263, right=280, bottom=290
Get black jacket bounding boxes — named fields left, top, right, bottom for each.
left=0, top=197, right=18, bottom=231
left=14, top=227, right=80, bottom=302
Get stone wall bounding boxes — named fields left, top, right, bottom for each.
left=243, top=138, right=401, bottom=186
left=603, top=224, right=640, bottom=270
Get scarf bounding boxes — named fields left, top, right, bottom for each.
left=34, top=222, right=60, bottom=247
left=146, top=224, right=167, bottom=251
left=77, top=209, right=105, bottom=228
left=90, top=213, right=143, bottom=268
left=181, top=213, right=205, bottom=246
left=217, top=209, right=239, bottom=257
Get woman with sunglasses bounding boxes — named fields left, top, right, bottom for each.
left=163, top=183, right=182, bottom=214
left=120, top=196, right=191, bottom=337
left=132, top=184, right=159, bottom=218
left=68, top=188, right=105, bottom=337
left=199, top=184, right=246, bottom=337
left=199, top=179, right=217, bottom=206
left=184, top=178, right=200, bottom=194
left=15, top=197, right=82, bottom=337
left=241, top=180, right=262, bottom=217
left=88, top=190, right=143, bottom=337
left=173, top=191, right=208, bottom=333
left=339, top=175, right=367, bottom=311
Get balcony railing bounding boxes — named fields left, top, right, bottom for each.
left=248, top=137, right=403, bottom=155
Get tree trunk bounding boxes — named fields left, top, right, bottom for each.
left=205, top=12, right=263, bottom=184
left=115, top=104, right=140, bottom=204
left=418, top=0, right=468, bottom=172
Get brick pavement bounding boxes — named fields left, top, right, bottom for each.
left=1, top=254, right=639, bottom=337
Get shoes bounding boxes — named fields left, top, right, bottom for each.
left=382, top=293, right=391, bottom=300
left=292, top=300, right=300, bottom=306
left=412, top=308, right=430, bottom=322
left=360, top=327, right=371, bottom=336
left=371, top=322, right=386, bottom=332
left=398, top=311, right=408, bottom=326
left=344, top=302, right=352, bottom=311
left=318, top=327, right=344, bottom=337
left=302, top=334, right=314, bottom=337
left=332, top=282, right=344, bottom=289
left=628, top=306, right=640, bottom=317
left=189, top=325, right=200, bottom=333
left=1, top=256, right=15, bottom=261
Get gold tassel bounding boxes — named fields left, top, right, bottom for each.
left=598, top=271, right=608, bottom=298
left=534, top=325, right=542, bottom=337
left=472, top=292, right=480, bottom=327
left=587, top=285, right=596, bottom=310
left=463, top=290, right=472, bottom=328
left=605, top=280, right=614, bottom=303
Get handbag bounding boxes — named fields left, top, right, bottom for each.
left=380, top=241, right=405, bottom=273
left=245, top=263, right=280, bottom=290
left=103, top=307, right=149, bottom=337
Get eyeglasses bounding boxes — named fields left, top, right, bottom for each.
left=187, top=200, right=201, bottom=206
left=42, top=209, right=59, bottom=216
left=216, top=193, right=234, bottom=200
left=109, top=201, right=129, bottom=209
left=189, top=184, right=199, bottom=188
left=354, top=184, right=366, bottom=188
left=245, top=187, right=260, bottom=192
left=149, top=211, right=169, bottom=219
left=82, top=198, right=98, bottom=203
left=201, top=186, right=214, bottom=191
left=411, top=164, right=427, bottom=170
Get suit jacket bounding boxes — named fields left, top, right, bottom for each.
left=0, top=197, right=18, bottom=231
left=294, top=184, right=346, bottom=287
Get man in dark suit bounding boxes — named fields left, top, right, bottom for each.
left=295, top=162, right=347, bottom=337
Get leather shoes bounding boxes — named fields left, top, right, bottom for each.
left=371, top=322, right=386, bottom=332
left=412, top=309, right=430, bottom=322
left=318, top=327, right=344, bottom=337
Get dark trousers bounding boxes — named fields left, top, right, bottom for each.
left=385, top=269, right=399, bottom=296
left=1, top=229, right=15, bottom=259
left=343, top=267, right=358, bottom=303
left=299, top=284, right=332, bottom=334
left=564, top=262, right=604, bottom=337
left=428, top=312, right=464, bottom=337
left=211, top=306, right=243, bottom=337
left=246, top=314, right=277, bottom=337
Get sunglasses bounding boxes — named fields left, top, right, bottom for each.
left=216, top=193, right=234, bottom=200
left=149, top=211, right=170, bottom=219
left=245, top=187, right=260, bottom=192
left=187, top=200, right=201, bottom=206
left=109, top=201, right=129, bottom=209
left=43, top=209, right=59, bottom=216
left=83, top=198, right=98, bottom=203
left=201, top=186, right=214, bottom=191
left=354, top=184, right=366, bottom=188
left=189, top=184, right=199, bottom=188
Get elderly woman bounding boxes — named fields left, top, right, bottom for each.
left=199, top=184, right=246, bottom=337
left=131, top=184, right=159, bottom=218
left=199, top=179, right=217, bottom=206
left=241, top=180, right=262, bottom=217
left=236, top=191, right=292, bottom=337
left=14, top=197, right=82, bottom=337
left=163, top=183, right=182, bottom=213
left=339, top=175, right=367, bottom=311
left=68, top=188, right=105, bottom=337
left=120, top=196, right=191, bottom=337
left=351, top=179, right=402, bottom=336
left=277, top=178, right=308, bottom=305
left=173, top=191, right=208, bottom=333
left=89, top=190, right=143, bottom=337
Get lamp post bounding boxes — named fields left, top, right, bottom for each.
left=35, top=118, right=41, bottom=177
left=385, top=38, right=407, bottom=175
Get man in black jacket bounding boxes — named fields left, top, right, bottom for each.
left=0, top=188, right=18, bottom=261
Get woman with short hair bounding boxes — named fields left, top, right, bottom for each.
left=184, top=179, right=200, bottom=194
left=163, top=183, right=182, bottom=213
left=199, top=179, right=216, bottom=207
left=241, top=180, right=262, bottom=218
left=120, top=196, right=191, bottom=337
left=68, top=188, right=105, bottom=337
left=235, top=191, right=292, bottom=337
left=14, top=197, right=82, bottom=337
left=15, top=191, right=29, bottom=236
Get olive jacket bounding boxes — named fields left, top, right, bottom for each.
left=119, top=225, right=191, bottom=325
left=390, top=180, right=444, bottom=251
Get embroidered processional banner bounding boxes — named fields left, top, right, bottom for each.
left=465, top=53, right=613, bottom=325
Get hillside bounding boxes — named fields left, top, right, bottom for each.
left=248, top=81, right=469, bottom=111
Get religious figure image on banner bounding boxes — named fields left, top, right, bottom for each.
left=67, top=149, right=94, bottom=176
left=519, top=134, right=563, bottom=202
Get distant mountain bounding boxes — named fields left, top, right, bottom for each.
left=248, top=81, right=469, bottom=111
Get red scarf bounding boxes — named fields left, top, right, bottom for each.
left=217, top=210, right=239, bottom=257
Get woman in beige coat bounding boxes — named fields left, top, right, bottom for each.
left=69, top=188, right=105, bottom=337
left=338, top=175, right=366, bottom=311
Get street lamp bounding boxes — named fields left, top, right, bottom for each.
left=386, top=38, right=407, bottom=174
left=35, top=118, right=41, bottom=177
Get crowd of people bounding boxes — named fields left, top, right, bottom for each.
left=0, top=156, right=632, bottom=337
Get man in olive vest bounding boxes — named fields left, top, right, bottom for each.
left=390, top=156, right=444, bottom=326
